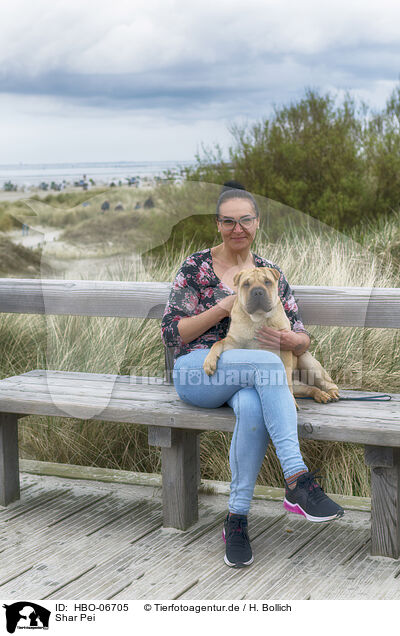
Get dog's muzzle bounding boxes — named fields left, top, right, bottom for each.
left=246, top=286, right=273, bottom=314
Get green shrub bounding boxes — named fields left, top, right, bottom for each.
left=185, top=86, right=400, bottom=232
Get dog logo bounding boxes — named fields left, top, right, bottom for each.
left=3, top=602, right=50, bottom=633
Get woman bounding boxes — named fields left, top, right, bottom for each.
left=161, top=183, right=343, bottom=568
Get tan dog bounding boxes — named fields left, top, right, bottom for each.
left=203, top=267, right=339, bottom=408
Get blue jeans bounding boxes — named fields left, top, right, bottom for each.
left=173, top=348, right=308, bottom=515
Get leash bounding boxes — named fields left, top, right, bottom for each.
left=298, top=394, right=392, bottom=401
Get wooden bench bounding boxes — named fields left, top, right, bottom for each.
left=0, top=279, right=399, bottom=557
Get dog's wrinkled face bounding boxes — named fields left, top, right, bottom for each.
left=233, top=267, right=280, bottom=318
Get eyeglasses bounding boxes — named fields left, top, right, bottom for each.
left=217, top=215, right=258, bottom=230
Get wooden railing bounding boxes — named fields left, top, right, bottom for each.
left=0, top=279, right=399, bottom=328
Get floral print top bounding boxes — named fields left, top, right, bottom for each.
left=161, top=248, right=310, bottom=364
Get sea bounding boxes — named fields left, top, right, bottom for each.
left=0, top=160, right=196, bottom=189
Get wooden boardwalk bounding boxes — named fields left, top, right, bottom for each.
left=1, top=469, right=400, bottom=600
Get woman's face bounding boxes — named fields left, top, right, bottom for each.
left=217, top=197, right=259, bottom=251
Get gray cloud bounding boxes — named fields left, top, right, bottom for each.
left=1, top=1, right=400, bottom=117
left=1, top=0, right=400, bottom=163
left=1, top=45, right=398, bottom=118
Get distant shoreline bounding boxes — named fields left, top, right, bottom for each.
left=0, top=183, right=158, bottom=203
left=0, top=186, right=102, bottom=203
left=0, top=159, right=195, bottom=190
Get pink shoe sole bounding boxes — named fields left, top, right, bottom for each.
left=283, top=498, right=342, bottom=522
left=283, top=499, right=306, bottom=517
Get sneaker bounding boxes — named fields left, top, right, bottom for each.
left=222, top=513, right=254, bottom=568
left=283, top=471, right=344, bottom=522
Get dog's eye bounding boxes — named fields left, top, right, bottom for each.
left=242, top=281, right=250, bottom=287
left=264, top=280, right=271, bottom=286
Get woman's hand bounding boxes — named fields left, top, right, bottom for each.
left=254, top=327, right=310, bottom=356
left=216, top=293, right=236, bottom=317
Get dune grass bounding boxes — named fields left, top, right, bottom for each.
left=0, top=236, right=46, bottom=278
left=1, top=204, right=398, bottom=499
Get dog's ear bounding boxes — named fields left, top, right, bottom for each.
left=267, top=267, right=280, bottom=281
left=233, top=271, right=243, bottom=287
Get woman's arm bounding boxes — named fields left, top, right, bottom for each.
left=178, top=294, right=235, bottom=344
left=161, top=257, right=236, bottom=347
left=290, top=331, right=311, bottom=355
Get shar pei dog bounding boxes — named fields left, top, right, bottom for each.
left=203, top=267, right=339, bottom=409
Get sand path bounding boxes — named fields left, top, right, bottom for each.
left=7, top=225, right=63, bottom=249
left=4, top=225, right=142, bottom=280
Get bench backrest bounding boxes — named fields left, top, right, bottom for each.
left=1, top=279, right=399, bottom=382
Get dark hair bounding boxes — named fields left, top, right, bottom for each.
left=216, top=181, right=259, bottom=218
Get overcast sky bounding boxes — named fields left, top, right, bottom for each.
left=1, top=0, right=400, bottom=164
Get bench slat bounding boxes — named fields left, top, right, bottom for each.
left=4, top=370, right=399, bottom=402
left=1, top=380, right=397, bottom=423
left=1, top=371, right=399, bottom=445
left=1, top=279, right=400, bottom=327
left=0, top=378, right=178, bottom=401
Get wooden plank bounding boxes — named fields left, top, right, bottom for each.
left=251, top=525, right=371, bottom=600
left=0, top=279, right=400, bottom=327
left=2, top=375, right=398, bottom=434
left=23, top=369, right=170, bottom=383
left=19, top=459, right=163, bottom=489
left=188, top=524, right=369, bottom=600
left=0, top=483, right=163, bottom=592
left=0, top=386, right=236, bottom=428
left=0, top=536, right=125, bottom=598
left=1, top=493, right=111, bottom=550
left=148, top=426, right=172, bottom=447
left=297, top=411, right=400, bottom=446
left=110, top=513, right=280, bottom=600
left=0, top=489, right=69, bottom=522
left=15, top=370, right=172, bottom=387
left=14, top=373, right=400, bottom=406
left=118, top=515, right=324, bottom=599
left=0, top=382, right=179, bottom=404
left=161, top=430, right=199, bottom=530
left=314, top=538, right=400, bottom=599
left=1, top=471, right=399, bottom=600
left=50, top=508, right=230, bottom=600
left=148, top=427, right=202, bottom=489
left=0, top=413, right=20, bottom=506
left=365, top=446, right=400, bottom=558
left=298, top=398, right=399, bottom=419
left=0, top=377, right=179, bottom=401
left=365, top=445, right=395, bottom=467
left=164, top=347, right=174, bottom=384
left=4, top=370, right=399, bottom=408
left=1, top=385, right=400, bottom=446
left=0, top=279, right=169, bottom=319
left=6, top=373, right=398, bottom=415
left=1, top=380, right=398, bottom=432
left=18, top=458, right=372, bottom=512
left=332, top=389, right=399, bottom=401
left=1, top=497, right=161, bottom=559
left=2, top=372, right=399, bottom=418
left=292, top=285, right=400, bottom=328
left=0, top=492, right=118, bottom=551
left=5, top=374, right=399, bottom=412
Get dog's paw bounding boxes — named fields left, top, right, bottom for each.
left=327, top=387, right=340, bottom=401
left=313, top=389, right=334, bottom=403
left=203, top=357, right=217, bottom=376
